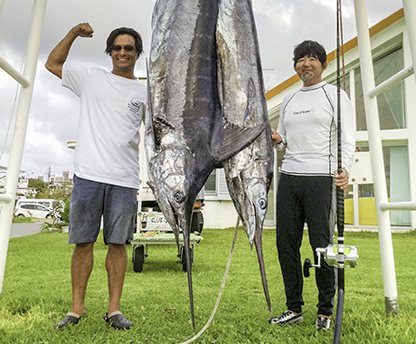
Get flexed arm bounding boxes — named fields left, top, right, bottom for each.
left=45, top=23, right=94, bottom=79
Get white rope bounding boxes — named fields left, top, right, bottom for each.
left=177, top=217, right=240, bottom=344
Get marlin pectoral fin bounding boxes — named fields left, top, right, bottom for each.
left=243, top=77, right=255, bottom=124
left=146, top=180, right=156, bottom=192
left=146, top=59, right=160, bottom=150
left=215, top=120, right=267, bottom=162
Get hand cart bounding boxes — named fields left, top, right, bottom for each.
left=131, top=231, right=203, bottom=273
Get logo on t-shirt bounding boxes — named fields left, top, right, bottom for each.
left=128, top=98, right=144, bottom=115
left=293, top=109, right=311, bottom=115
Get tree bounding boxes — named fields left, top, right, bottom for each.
left=28, top=178, right=46, bottom=197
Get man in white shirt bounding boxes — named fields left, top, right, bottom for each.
left=269, top=40, right=355, bottom=331
left=46, top=23, right=147, bottom=330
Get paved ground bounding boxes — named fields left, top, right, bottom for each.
left=9, top=222, right=43, bottom=238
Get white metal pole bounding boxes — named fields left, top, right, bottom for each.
left=402, top=0, right=416, bottom=229
left=0, top=0, right=47, bottom=297
left=403, top=0, right=416, bottom=82
left=0, top=56, right=31, bottom=88
left=353, top=184, right=359, bottom=226
left=353, top=0, right=398, bottom=315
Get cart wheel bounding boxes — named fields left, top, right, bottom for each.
left=133, top=245, right=145, bottom=273
left=191, top=211, right=204, bottom=234
left=180, top=246, right=194, bottom=272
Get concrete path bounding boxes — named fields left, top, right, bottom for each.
left=10, top=222, right=43, bottom=238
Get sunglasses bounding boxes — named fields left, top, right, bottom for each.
left=111, top=45, right=135, bottom=52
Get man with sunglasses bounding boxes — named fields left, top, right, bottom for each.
left=46, top=23, right=146, bottom=330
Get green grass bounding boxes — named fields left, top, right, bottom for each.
left=11, top=215, right=35, bottom=223
left=1, top=228, right=416, bottom=343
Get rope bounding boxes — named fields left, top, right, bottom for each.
left=177, top=217, right=240, bottom=344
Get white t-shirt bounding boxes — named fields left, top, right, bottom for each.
left=277, top=81, right=355, bottom=176
left=62, top=64, right=147, bottom=189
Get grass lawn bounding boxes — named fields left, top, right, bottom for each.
left=1, top=227, right=416, bottom=343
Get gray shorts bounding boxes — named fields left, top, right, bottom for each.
left=68, top=175, right=138, bottom=245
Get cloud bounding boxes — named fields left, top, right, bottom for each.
left=0, top=0, right=404, bottom=178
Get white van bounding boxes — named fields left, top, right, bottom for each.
left=14, top=203, right=52, bottom=218
left=15, top=199, right=65, bottom=212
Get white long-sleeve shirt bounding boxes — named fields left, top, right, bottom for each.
left=277, top=81, right=355, bottom=176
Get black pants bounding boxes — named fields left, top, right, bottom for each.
left=276, top=173, right=335, bottom=316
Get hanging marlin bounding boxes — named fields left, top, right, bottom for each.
left=145, top=0, right=266, bottom=329
left=217, top=0, right=274, bottom=315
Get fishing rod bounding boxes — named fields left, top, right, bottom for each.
left=333, top=0, right=346, bottom=341
left=303, top=1, right=358, bottom=342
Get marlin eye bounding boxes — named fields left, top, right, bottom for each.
left=174, top=192, right=185, bottom=203
left=258, top=198, right=267, bottom=210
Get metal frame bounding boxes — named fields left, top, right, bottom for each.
left=353, top=0, right=416, bottom=315
left=0, top=0, right=47, bottom=297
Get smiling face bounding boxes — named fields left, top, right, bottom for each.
left=294, top=55, right=327, bottom=87
left=110, top=34, right=139, bottom=79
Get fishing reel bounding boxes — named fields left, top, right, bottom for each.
left=303, top=242, right=359, bottom=278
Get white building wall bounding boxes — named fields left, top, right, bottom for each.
left=203, top=199, right=238, bottom=228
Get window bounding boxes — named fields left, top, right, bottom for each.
left=204, top=168, right=231, bottom=200
left=205, top=169, right=217, bottom=195
left=355, top=47, right=405, bottom=131
left=355, top=144, right=410, bottom=226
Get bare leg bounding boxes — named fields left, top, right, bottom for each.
left=70, top=242, right=94, bottom=315
left=106, top=243, right=127, bottom=314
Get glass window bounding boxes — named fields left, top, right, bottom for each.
left=355, top=144, right=410, bottom=226
left=355, top=47, right=405, bottom=131
left=205, top=169, right=217, bottom=195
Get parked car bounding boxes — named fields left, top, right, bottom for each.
left=14, top=203, right=53, bottom=218
left=15, top=199, right=65, bottom=212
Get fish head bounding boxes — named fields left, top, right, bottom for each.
left=228, top=159, right=272, bottom=245
left=148, top=148, right=198, bottom=234
left=243, top=175, right=270, bottom=243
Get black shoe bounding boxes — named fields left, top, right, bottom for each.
left=103, top=311, right=133, bottom=330
left=54, top=312, right=85, bottom=329
left=268, top=310, right=303, bottom=325
left=316, top=316, right=331, bottom=330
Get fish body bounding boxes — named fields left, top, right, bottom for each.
left=217, top=0, right=274, bottom=314
left=146, top=0, right=265, bottom=328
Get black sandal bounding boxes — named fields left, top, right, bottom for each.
left=103, top=311, right=133, bottom=330
left=54, top=312, right=86, bottom=329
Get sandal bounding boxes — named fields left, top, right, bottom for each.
left=103, top=311, right=133, bottom=330
left=54, top=312, right=86, bottom=329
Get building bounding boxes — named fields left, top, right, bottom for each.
left=265, top=9, right=416, bottom=230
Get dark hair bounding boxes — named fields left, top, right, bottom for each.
left=105, top=27, right=143, bottom=56
left=293, top=40, right=326, bottom=67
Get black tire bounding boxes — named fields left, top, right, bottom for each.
left=190, top=211, right=204, bottom=234
left=133, top=245, right=145, bottom=273
left=180, top=246, right=194, bottom=272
